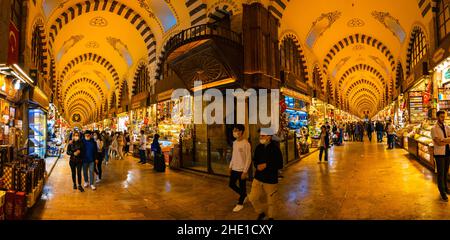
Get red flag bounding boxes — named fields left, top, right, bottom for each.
left=7, top=22, right=19, bottom=65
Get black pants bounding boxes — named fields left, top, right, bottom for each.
left=229, top=170, right=247, bottom=204
left=435, top=156, right=450, bottom=196
left=69, top=161, right=82, bottom=186
left=125, top=144, right=130, bottom=153
left=368, top=132, right=372, bottom=141
left=319, top=146, right=328, bottom=161
left=95, top=152, right=103, bottom=179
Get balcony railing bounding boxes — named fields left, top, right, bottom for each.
left=163, top=24, right=242, bottom=59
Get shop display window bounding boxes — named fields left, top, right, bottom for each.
left=28, top=108, right=47, bottom=159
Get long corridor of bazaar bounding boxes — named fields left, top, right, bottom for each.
left=1, top=0, right=450, bottom=220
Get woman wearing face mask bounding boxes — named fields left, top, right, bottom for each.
left=67, top=131, right=84, bottom=192
left=93, top=132, right=104, bottom=183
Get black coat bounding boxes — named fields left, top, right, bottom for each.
left=67, top=140, right=84, bottom=164
left=253, top=141, right=283, bottom=184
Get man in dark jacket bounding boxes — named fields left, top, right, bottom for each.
left=82, top=130, right=98, bottom=190
left=67, top=131, right=84, bottom=192
left=376, top=121, right=384, bottom=143
left=248, top=129, right=283, bottom=220
left=102, top=131, right=111, bottom=164
left=367, top=121, right=374, bottom=142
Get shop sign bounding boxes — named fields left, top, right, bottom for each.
left=31, top=87, right=49, bottom=109
left=131, top=91, right=149, bottom=110
left=281, top=87, right=311, bottom=104
left=158, top=89, right=173, bottom=101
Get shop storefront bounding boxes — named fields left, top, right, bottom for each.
left=46, top=103, right=68, bottom=157
left=309, top=98, right=328, bottom=148
left=28, top=87, right=49, bottom=159
left=280, top=87, right=312, bottom=162
left=156, top=90, right=193, bottom=169
left=116, top=112, right=129, bottom=132
left=0, top=64, right=45, bottom=218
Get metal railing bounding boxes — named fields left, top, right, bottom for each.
left=163, top=24, right=242, bottom=58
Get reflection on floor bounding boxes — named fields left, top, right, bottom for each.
left=28, top=140, right=450, bottom=220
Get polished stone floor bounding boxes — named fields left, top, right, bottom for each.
left=28, top=139, right=450, bottom=220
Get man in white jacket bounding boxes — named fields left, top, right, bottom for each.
left=431, top=110, right=450, bottom=201
left=229, top=124, right=252, bottom=212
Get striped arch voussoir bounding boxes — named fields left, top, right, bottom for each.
left=323, top=34, right=396, bottom=75
left=48, top=0, right=156, bottom=63
left=281, top=33, right=309, bottom=83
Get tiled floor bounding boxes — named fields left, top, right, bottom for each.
left=28, top=139, right=450, bottom=220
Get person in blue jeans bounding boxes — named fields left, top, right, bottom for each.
left=82, top=130, right=98, bottom=190
left=138, top=130, right=147, bottom=164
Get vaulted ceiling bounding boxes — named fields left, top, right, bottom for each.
left=36, top=0, right=188, bottom=125
left=280, top=0, right=431, bottom=118
left=30, top=0, right=433, bottom=124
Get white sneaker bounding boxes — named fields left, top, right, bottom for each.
left=232, top=204, right=244, bottom=212
left=91, top=185, right=96, bottom=190
left=84, top=182, right=89, bottom=187
left=96, top=179, right=101, bottom=183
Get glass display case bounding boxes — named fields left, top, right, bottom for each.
left=408, top=122, right=434, bottom=170
left=396, top=124, right=416, bottom=150
left=28, top=108, right=47, bottom=159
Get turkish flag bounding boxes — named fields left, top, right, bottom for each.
left=7, top=22, right=19, bottom=65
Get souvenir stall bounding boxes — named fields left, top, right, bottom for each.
left=28, top=87, right=49, bottom=159
left=46, top=104, right=66, bottom=157
left=130, top=94, right=157, bottom=158
left=280, top=89, right=311, bottom=158
left=157, top=96, right=193, bottom=154
left=400, top=76, right=434, bottom=170
left=308, top=98, right=327, bottom=148
left=0, top=65, right=45, bottom=219
left=116, top=112, right=129, bottom=133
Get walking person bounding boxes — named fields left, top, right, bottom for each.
left=124, top=131, right=131, bottom=156
left=228, top=124, right=252, bottom=213
left=152, top=134, right=165, bottom=172
left=376, top=121, right=384, bottom=143
left=138, top=130, right=147, bottom=164
left=354, top=123, right=360, bottom=142
left=102, top=131, right=111, bottom=165
left=431, top=110, right=450, bottom=201
left=82, top=131, right=98, bottom=190
left=367, top=121, right=374, bottom=142
left=318, top=125, right=330, bottom=163
left=248, top=129, right=283, bottom=220
left=110, top=133, right=119, bottom=160
left=386, top=121, right=395, bottom=149
left=359, top=122, right=364, bottom=142
left=67, top=131, right=84, bottom=192
left=117, top=133, right=125, bottom=160
left=93, top=132, right=104, bottom=183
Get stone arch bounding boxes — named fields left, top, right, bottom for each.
left=280, top=33, right=309, bottom=82
left=322, top=34, right=396, bottom=74
left=405, top=25, right=429, bottom=76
